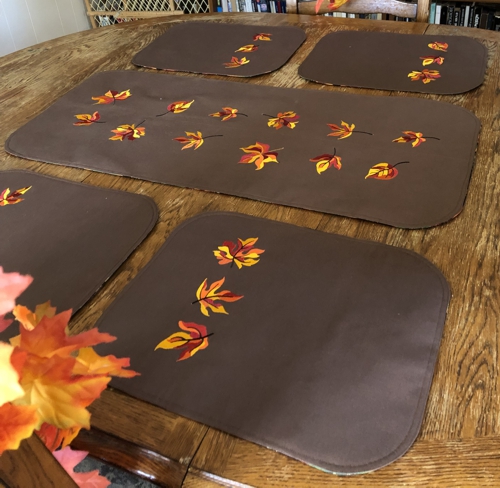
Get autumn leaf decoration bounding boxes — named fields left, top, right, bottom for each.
left=428, top=41, right=448, bottom=52
left=193, top=278, right=243, bottom=317
left=73, top=111, right=104, bottom=126
left=315, top=0, right=350, bottom=13
left=156, top=100, right=194, bottom=117
left=155, top=321, right=212, bottom=361
left=236, top=44, right=258, bottom=53
left=420, top=56, right=444, bottom=66
left=265, top=111, right=300, bottom=130
left=310, top=149, right=342, bottom=174
left=224, top=56, right=250, bottom=68
left=408, top=69, right=441, bottom=84
left=365, top=161, right=410, bottom=180
left=253, top=33, right=272, bottom=41
left=392, top=131, right=440, bottom=147
left=0, top=186, right=32, bottom=207
left=174, top=131, right=223, bottom=150
left=327, top=121, right=372, bottom=139
left=214, top=238, right=265, bottom=269
left=210, top=107, right=248, bottom=121
left=239, top=142, right=282, bottom=170
left=109, top=121, right=145, bottom=141
left=92, top=89, right=131, bottom=105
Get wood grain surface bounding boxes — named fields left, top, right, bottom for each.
left=1, top=13, right=499, bottom=487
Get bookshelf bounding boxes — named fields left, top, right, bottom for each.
left=429, top=2, right=500, bottom=29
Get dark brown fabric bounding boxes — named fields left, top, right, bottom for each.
left=95, top=212, right=450, bottom=475
left=132, top=21, right=306, bottom=77
left=0, top=170, right=157, bottom=340
left=299, top=32, right=487, bottom=94
left=6, top=71, right=480, bottom=229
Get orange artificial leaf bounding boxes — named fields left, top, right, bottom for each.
left=224, top=56, right=250, bottom=68
left=365, top=161, right=410, bottom=180
left=407, top=69, right=441, bottom=84
left=315, top=0, right=350, bottom=13
left=0, top=186, right=32, bottom=207
left=92, top=89, right=131, bottom=105
left=235, top=44, right=258, bottom=53
left=266, top=111, right=300, bottom=130
left=109, top=123, right=145, bottom=141
left=253, top=33, right=272, bottom=41
left=73, top=112, right=102, bottom=126
left=214, top=237, right=265, bottom=269
left=428, top=42, right=448, bottom=52
left=209, top=107, right=247, bottom=121
left=36, top=422, right=81, bottom=451
left=73, top=347, right=139, bottom=378
left=194, top=277, right=243, bottom=317
left=155, top=321, right=212, bottom=361
left=239, top=142, right=281, bottom=170
left=0, top=343, right=25, bottom=405
left=0, top=402, right=39, bottom=455
left=420, top=56, right=444, bottom=66
left=310, top=152, right=342, bottom=174
left=13, top=301, right=57, bottom=331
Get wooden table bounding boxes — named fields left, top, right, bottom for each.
left=1, top=12, right=500, bottom=488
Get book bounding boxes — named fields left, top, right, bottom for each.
left=430, top=2, right=436, bottom=23
left=435, top=4, right=442, bottom=24
left=464, top=5, right=470, bottom=27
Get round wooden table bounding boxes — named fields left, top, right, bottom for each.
left=1, top=12, right=499, bottom=488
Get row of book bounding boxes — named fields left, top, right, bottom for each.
left=429, top=2, right=500, bottom=30
left=215, top=0, right=287, bottom=12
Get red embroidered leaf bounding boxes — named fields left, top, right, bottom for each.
left=420, top=56, right=444, bottom=66
left=194, top=278, right=243, bottom=317
left=235, top=44, right=258, bottom=53
left=214, top=237, right=265, bottom=269
left=310, top=153, right=342, bottom=174
left=73, top=112, right=102, bottom=126
left=428, top=42, right=448, bottom=52
left=224, top=56, right=250, bottom=68
left=0, top=186, right=32, bottom=207
left=92, top=89, right=131, bottom=105
left=267, top=111, right=299, bottom=130
left=407, top=69, right=441, bottom=84
left=253, top=33, right=272, bottom=41
left=155, top=321, right=212, bottom=361
left=109, top=123, right=145, bottom=141
left=239, top=142, right=280, bottom=170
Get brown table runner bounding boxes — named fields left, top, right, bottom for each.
left=0, top=170, right=157, bottom=340
left=299, top=32, right=487, bottom=94
left=6, top=71, right=480, bottom=228
left=132, top=21, right=306, bottom=77
left=95, top=212, right=450, bottom=475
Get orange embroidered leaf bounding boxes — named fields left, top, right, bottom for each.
left=310, top=153, right=342, bottom=174
left=327, top=121, right=355, bottom=139
left=73, top=112, right=101, bottom=126
left=428, top=42, right=448, bottom=52
left=235, top=44, right=258, bottom=53
left=209, top=107, right=246, bottom=121
left=392, top=131, right=427, bottom=147
left=239, top=142, right=280, bottom=170
left=167, top=100, right=194, bottom=114
left=13, top=301, right=57, bottom=331
left=365, top=161, right=410, bottom=180
left=194, top=278, right=243, bottom=317
left=214, top=237, right=264, bottom=269
left=92, top=89, right=131, bottom=105
left=0, top=343, right=25, bottom=405
left=174, top=131, right=204, bottom=150
left=36, top=422, right=81, bottom=451
left=253, top=33, right=272, bottom=41
left=0, top=186, right=32, bottom=207
left=408, top=69, right=441, bottom=84
left=420, top=56, right=444, bottom=66
left=109, top=123, right=145, bottom=141
left=266, top=111, right=300, bottom=130
left=315, top=0, right=349, bottom=12
left=224, top=56, right=250, bottom=68
left=73, top=347, right=139, bottom=378
left=155, top=321, right=212, bottom=361
left=0, top=402, right=38, bottom=455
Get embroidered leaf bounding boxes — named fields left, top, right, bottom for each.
left=0, top=343, right=25, bottom=405
left=253, top=33, right=272, bottom=41
left=365, top=161, right=410, bottom=180
left=235, top=44, right=258, bottom=52
left=92, top=89, right=131, bottom=105
left=0, top=402, right=39, bottom=455
left=408, top=69, right=441, bottom=84
left=13, top=301, right=57, bottom=331
left=420, top=56, right=444, bottom=66
left=174, top=131, right=223, bottom=150
left=0, top=186, right=32, bottom=207
left=224, top=56, right=250, bottom=68
left=315, top=0, right=350, bottom=13
left=214, top=238, right=265, bottom=269
left=327, top=121, right=354, bottom=139
left=36, top=423, right=81, bottom=451
left=73, top=347, right=140, bottom=378
left=209, top=107, right=246, bottom=121
left=73, top=111, right=102, bottom=126
left=266, top=111, right=300, bottom=130
left=109, top=123, right=145, bottom=141
left=310, top=153, right=342, bottom=174
left=155, top=321, right=212, bottom=361
left=239, top=142, right=280, bottom=170
left=428, top=42, right=448, bottom=52
left=167, top=100, right=194, bottom=114
left=392, top=131, right=426, bottom=147
left=194, top=278, right=243, bottom=317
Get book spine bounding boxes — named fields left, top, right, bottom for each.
left=430, top=2, right=436, bottom=23
left=464, top=5, right=470, bottom=27
left=435, top=4, right=441, bottom=24
left=447, top=6, right=454, bottom=25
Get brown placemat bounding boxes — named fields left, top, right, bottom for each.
left=0, top=170, right=157, bottom=339
left=6, top=70, right=480, bottom=229
left=132, top=21, right=306, bottom=77
left=95, top=212, right=450, bottom=475
left=299, top=32, right=487, bottom=94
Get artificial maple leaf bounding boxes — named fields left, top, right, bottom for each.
left=310, top=152, right=342, bottom=174
left=315, top=0, right=350, bottom=13
left=0, top=268, right=33, bottom=331
left=253, top=33, right=272, bottom=41
left=0, top=186, right=32, bottom=207
left=36, top=422, right=81, bottom=451
left=109, top=123, right=145, bottom=141
left=155, top=321, right=212, bottom=361
left=13, top=301, right=57, bottom=331
left=0, top=343, right=25, bottom=405
left=73, top=347, right=139, bottom=378
left=266, top=111, right=300, bottom=130
left=92, top=89, right=131, bottom=105
left=214, top=237, right=265, bottom=269
left=420, top=56, right=444, bottom=66
left=365, top=161, right=410, bottom=180
left=235, top=44, right=258, bottom=52
left=157, top=100, right=194, bottom=117
left=407, top=69, right=441, bottom=84
left=209, top=107, right=247, bottom=121
left=53, top=446, right=111, bottom=488
left=224, top=56, right=250, bottom=68
left=194, top=278, right=243, bottom=317
left=428, top=42, right=448, bottom=52
left=0, top=402, right=39, bottom=455
left=239, top=142, right=281, bottom=170
left=73, top=112, right=102, bottom=126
